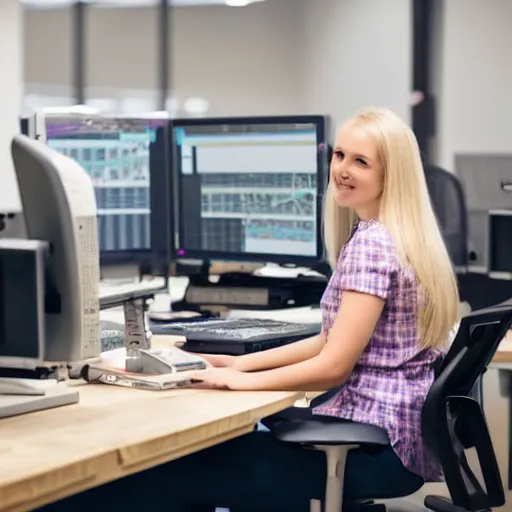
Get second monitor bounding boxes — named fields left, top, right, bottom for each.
left=171, top=115, right=328, bottom=267
left=165, top=116, right=329, bottom=313
left=42, top=113, right=172, bottom=277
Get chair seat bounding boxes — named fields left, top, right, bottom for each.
left=272, top=418, right=390, bottom=447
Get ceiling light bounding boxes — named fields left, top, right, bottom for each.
left=184, top=97, right=209, bottom=115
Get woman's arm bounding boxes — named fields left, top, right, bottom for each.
left=190, top=230, right=396, bottom=391
left=239, top=290, right=384, bottom=391
left=190, top=290, right=384, bottom=391
left=233, top=331, right=326, bottom=372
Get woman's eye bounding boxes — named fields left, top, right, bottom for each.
left=334, top=151, right=344, bottom=159
left=356, top=158, right=367, bottom=166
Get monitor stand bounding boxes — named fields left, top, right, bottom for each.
left=96, top=294, right=172, bottom=374
left=170, top=261, right=329, bottom=315
left=122, top=297, right=152, bottom=372
left=0, top=363, right=80, bottom=419
left=0, top=382, right=79, bottom=419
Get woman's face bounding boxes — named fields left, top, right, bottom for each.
left=330, top=125, right=384, bottom=220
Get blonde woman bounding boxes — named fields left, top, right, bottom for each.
left=40, top=108, right=459, bottom=512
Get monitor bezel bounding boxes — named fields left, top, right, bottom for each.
left=488, top=209, right=512, bottom=278
left=41, top=112, right=173, bottom=275
left=170, top=115, right=328, bottom=266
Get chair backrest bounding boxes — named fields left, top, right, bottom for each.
left=422, top=303, right=512, bottom=510
left=424, top=164, right=468, bottom=268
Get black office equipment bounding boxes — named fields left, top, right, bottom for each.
left=273, top=304, right=512, bottom=511
left=169, top=115, right=329, bottom=312
left=42, top=113, right=172, bottom=278
left=169, top=271, right=329, bottom=314
left=19, top=116, right=31, bottom=137
left=455, top=154, right=512, bottom=273
left=488, top=209, right=512, bottom=278
left=150, top=317, right=322, bottom=355
left=425, top=164, right=468, bottom=270
left=0, top=239, right=48, bottom=364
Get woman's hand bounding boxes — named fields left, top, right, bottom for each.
left=188, top=367, right=254, bottom=391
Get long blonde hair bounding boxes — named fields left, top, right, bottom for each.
left=323, top=107, right=459, bottom=350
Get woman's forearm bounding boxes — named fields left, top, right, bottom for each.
left=238, top=353, right=346, bottom=392
left=233, top=332, right=325, bottom=372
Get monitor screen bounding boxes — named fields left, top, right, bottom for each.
left=44, top=115, right=171, bottom=271
left=171, top=116, right=327, bottom=265
left=489, top=211, right=512, bottom=275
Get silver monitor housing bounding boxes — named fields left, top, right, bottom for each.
left=5, top=135, right=101, bottom=367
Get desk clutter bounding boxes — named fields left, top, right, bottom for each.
left=74, top=346, right=209, bottom=390
left=82, top=317, right=321, bottom=391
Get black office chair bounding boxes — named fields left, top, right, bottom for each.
left=273, top=304, right=512, bottom=512
left=424, top=164, right=468, bottom=270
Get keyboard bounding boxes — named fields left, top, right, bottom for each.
left=150, top=318, right=322, bottom=355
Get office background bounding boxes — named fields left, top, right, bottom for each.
left=22, top=0, right=411, bottom=123
left=2, top=0, right=509, bottom=209
left=1, top=1, right=512, bottom=507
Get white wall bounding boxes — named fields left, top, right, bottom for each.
left=22, top=0, right=413, bottom=135
left=0, top=0, right=23, bottom=212
left=300, top=0, right=412, bottom=136
left=24, top=6, right=72, bottom=91
left=23, top=1, right=308, bottom=116
left=433, top=0, right=512, bottom=170
left=172, top=2, right=306, bottom=117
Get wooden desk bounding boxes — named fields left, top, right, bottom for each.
left=490, top=331, right=512, bottom=490
left=8, top=319, right=508, bottom=511
left=0, top=379, right=300, bottom=511
left=492, top=331, right=512, bottom=364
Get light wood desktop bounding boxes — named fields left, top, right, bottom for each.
left=491, top=330, right=512, bottom=364
left=0, top=334, right=301, bottom=512
left=487, top=330, right=512, bottom=492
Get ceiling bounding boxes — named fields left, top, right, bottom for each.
left=22, top=0, right=267, bottom=7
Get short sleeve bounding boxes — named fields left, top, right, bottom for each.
left=339, top=230, right=397, bottom=300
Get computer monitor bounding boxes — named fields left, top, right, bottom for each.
left=455, top=154, right=512, bottom=273
left=40, top=113, right=172, bottom=276
left=3, top=135, right=101, bottom=367
left=170, top=115, right=328, bottom=266
left=488, top=209, right=512, bottom=279
left=20, top=116, right=31, bottom=137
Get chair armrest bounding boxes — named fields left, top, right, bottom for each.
left=272, top=418, right=390, bottom=447
left=424, top=495, right=469, bottom=512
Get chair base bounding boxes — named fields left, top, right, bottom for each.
left=309, top=445, right=359, bottom=512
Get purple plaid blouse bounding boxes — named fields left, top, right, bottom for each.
left=313, top=219, right=444, bottom=481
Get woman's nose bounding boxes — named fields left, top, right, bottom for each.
left=334, top=162, right=350, bottom=179
left=339, top=166, right=350, bottom=178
